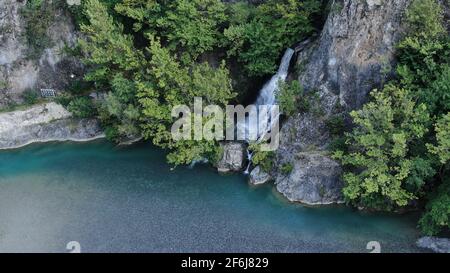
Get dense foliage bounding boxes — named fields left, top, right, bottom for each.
left=248, top=143, right=275, bottom=173
left=224, top=0, right=321, bottom=76
left=334, top=85, right=433, bottom=209
left=334, top=0, right=450, bottom=235
left=67, top=0, right=322, bottom=165
left=277, top=80, right=304, bottom=116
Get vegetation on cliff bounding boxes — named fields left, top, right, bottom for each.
left=334, top=0, right=450, bottom=235
left=65, top=0, right=322, bottom=165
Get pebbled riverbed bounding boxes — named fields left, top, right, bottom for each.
left=0, top=140, right=424, bottom=253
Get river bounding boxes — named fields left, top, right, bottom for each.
left=0, top=140, right=423, bottom=252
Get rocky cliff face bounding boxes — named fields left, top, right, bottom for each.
left=0, top=102, right=104, bottom=149
left=417, top=237, right=450, bottom=253
left=0, top=0, right=82, bottom=108
left=299, top=0, right=411, bottom=110
left=275, top=0, right=412, bottom=204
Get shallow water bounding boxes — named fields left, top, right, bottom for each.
left=0, top=140, right=423, bottom=252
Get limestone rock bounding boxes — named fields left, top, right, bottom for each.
left=275, top=0, right=412, bottom=205
left=0, top=0, right=83, bottom=108
left=217, top=142, right=246, bottom=173
left=417, top=237, right=450, bottom=253
left=249, top=166, right=271, bottom=186
left=298, top=0, right=411, bottom=110
left=275, top=152, right=344, bottom=205
left=0, top=102, right=104, bottom=149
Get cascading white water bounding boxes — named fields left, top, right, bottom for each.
left=255, top=48, right=295, bottom=107
left=238, top=48, right=295, bottom=142
left=244, top=149, right=253, bottom=175
left=242, top=48, right=295, bottom=174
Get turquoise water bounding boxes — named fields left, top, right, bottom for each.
left=0, top=140, right=423, bottom=252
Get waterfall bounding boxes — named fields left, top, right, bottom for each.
left=242, top=48, right=295, bottom=174
left=237, top=48, right=295, bottom=142
left=244, top=149, right=253, bottom=175
left=255, top=48, right=295, bottom=107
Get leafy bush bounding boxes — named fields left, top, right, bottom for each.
left=67, top=97, right=96, bottom=118
left=68, top=80, right=91, bottom=95
left=328, top=137, right=348, bottom=153
left=333, top=85, right=434, bottom=210
left=419, top=178, right=450, bottom=236
left=326, top=115, right=345, bottom=137
left=405, top=0, right=445, bottom=39
left=21, top=89, right=39, bottom=105
left=224, top=0, right=321, bottom=76
left=277, top=80, right=304, bottom=116
left=0, top=80, right=8, bottom=90
left=104, top=126, right=120, bottom=142
left=54, top=93, right=73, bottom=107
left=280, top=163, right=294, bottom=175
left=249, top=143, right=275, bottom=173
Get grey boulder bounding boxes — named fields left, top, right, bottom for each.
left=275, top=152, right=344, bottom=205
left=417, top=237, right=450, bottom=253
left=249, top=166, right=272, bottom=186
left=217, top=142, right=246, bottom=174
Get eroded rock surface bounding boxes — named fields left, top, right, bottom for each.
left=276, top=0, right=412, bottom=204
left=217, top=142, right=246, bottom=174
left=0, top=0, right=82, bottom=107
left=0, top=102, right=104, bottom=149
left=417, top=237, right=450, bottom=253
left=276, top=152, right=344, bottom=205
left=249, top=166, right=271, bottom=186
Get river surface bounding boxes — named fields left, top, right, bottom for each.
left=0, top=140, right=423, bottom=252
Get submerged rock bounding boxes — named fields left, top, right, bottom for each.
left=275, top=152, right=344, bottom=205
left=0, top=102, right=104, bottom=149
left=249, top=166, right=271, bottom=186
left=417, top=237, right=450, bottom=253
left=217, top=142, right=246, bottom=174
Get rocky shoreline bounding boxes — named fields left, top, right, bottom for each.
left=0, top=102, right=104, bottom=150
left=417, top=237, right=450, bottom=253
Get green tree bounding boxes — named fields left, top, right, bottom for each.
left=428, top=113, right=450, bottom=165
left=396, top=0, right=450, bottom=116
left=67, top=97, right=96, bottom=118
left=405, top=0, right=445, bottom=39
left=277, top=80, right=304, bottom=116
left=79, top=0, right=144, bottom=141
left=21, top=89, right=40, bottom=105
left=334, top=85, right=434, bottom=210
left=420, top=114, right=450, bottom=235
left=223, top=0, right=321, bottom=76
left=79, top=0, right=144, bottom=83
left=115, top=0, right=227, bottom=63
left=137, top=37, right=235, bottom=165
left=419, top=179, right=450, bottom=235
left=249, top=143, right=275, bottom=173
